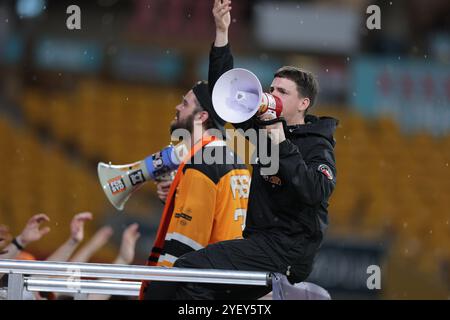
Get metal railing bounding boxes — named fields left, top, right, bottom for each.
left=25, top=278, right=142, bottom=298
left=0, top=259, right=271, bottom=300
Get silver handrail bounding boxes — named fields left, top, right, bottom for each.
left=25, top=277, right=141, bottom=296
left=0, top=259, right=271, bottom=300
left=0, top=259, right=270, bottom=285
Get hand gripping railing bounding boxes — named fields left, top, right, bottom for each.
left=0, top=259, right=271, bottom=300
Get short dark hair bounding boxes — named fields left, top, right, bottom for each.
left=274, top=66, right=319, bottom=111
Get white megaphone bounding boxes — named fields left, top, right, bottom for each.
left=212, top=68, right=283, bottom=124
left=97, top=144, right=188, bottom=211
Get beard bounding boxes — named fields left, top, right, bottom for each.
left=170, top=112, right=195, bottom=135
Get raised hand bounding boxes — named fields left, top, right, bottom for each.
left=213, top=0, right=232, bottom=33
left=70, top=212, right=93, bottom=243
left=116, top=223, right=141, bottom=265
left=88, top=225, right=114, bottom=248
left=17, top=213, right=51, bottom=247
left=0, top=224, right=11, bottom=254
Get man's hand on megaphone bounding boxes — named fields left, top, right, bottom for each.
left=156, top=180, right=172, bottom=203
left=259, top=113, right=286, bottom=145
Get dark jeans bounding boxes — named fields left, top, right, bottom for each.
left=143, top=238, right=280, bottom=300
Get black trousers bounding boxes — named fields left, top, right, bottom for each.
left=143, top=237, right=281, bottom=300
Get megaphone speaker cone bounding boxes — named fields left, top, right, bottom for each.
left=212, top=68, right=263, bottom=124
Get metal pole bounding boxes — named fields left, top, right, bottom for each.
left=0, top=260, right=270, bottom=286
left=7, top=273, right=24, bottom=300
left=74, top=292, right=89, bottom=300
left=25, top=277, right=141, bottom=296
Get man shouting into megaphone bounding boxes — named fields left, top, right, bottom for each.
left=143, top=0, right=339, bottom=300
left=140, top=78, right=251, bottom=299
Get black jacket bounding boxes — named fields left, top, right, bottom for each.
left=209, top=44, right=338, bottom=282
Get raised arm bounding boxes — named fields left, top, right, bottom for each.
left=0, top=213, right=51, bottom=260
left=46, top=212, right=93, bottom=262
left=88, top=224, right=140, bottom=300
left=213, top=0, right=231, bottom=47
left=0, top=224, right=11, bottom=255
left=209, top=0, right=234, bottom=92
left=70, top=225, right=114, bottom=263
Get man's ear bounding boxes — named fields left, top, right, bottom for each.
left=196, top=111, right=209, bottom=124
left=298, top=97, right=310, bottom=113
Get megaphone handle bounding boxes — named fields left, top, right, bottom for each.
left=255, top=117, right=289, bottom=138
left=255, top=116, right=287, bottom=127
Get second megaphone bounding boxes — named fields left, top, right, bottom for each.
left=97, top=144, right=187, bottom=211
left=212, top=68, right=283, bottom=124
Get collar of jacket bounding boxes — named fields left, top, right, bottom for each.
left=286, top=114, right=339, bottom=147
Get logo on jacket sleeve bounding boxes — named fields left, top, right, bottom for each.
left=318, top=164, right=334, bottom=180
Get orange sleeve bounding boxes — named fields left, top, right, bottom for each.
left=211, top=170, right=251, bottom=244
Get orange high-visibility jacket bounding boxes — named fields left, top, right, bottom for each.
left=139, top=138, right=251, bottom=299
left=157, top=139, right=250, bottom=267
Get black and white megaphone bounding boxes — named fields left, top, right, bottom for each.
left=97, top=144, right=188, bottom=211
left=212, top=68, right=283, bottom=124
